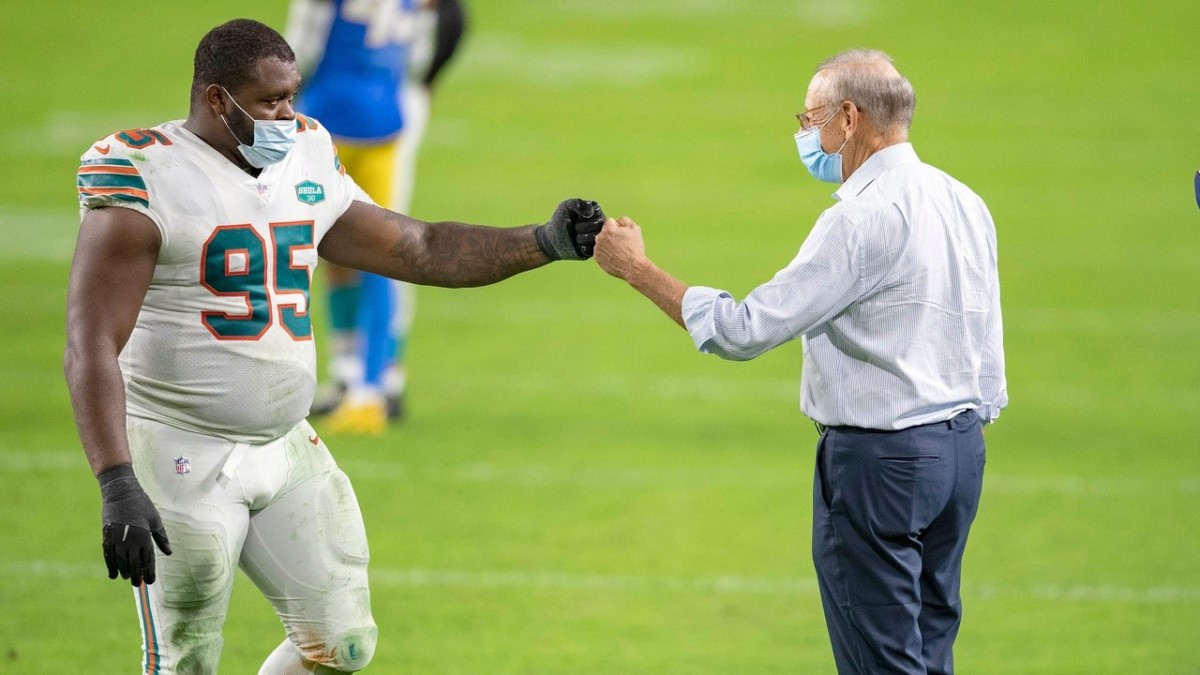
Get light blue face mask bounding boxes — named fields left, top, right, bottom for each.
left=220, top=87, right=297, bottom=168
left=794, top=111, right=849, bottom=184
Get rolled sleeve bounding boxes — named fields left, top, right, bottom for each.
left=682, top=285, right=727, bottom=353
left=681, top=282, right=809, bottom=362
left=680, top=209, right=868, bottom=362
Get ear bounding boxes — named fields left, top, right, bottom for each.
left=201, top=84, right=228, bottom=118
left=841, top=100, right=861, bottom=137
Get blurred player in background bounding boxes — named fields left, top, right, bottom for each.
left=286, top=0, right=412, bottom=436
left=384, top=1, right=468, bottom=424
left=286, top=0, right=467, bottom=434
left=397, top=0, right=467, bottom=215
left=66, top=18, right=603, bottom=673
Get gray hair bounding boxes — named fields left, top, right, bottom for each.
left=815, top=49, right=915, bottom=134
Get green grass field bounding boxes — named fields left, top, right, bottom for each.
left=2, top=1, right=1198, bottom=672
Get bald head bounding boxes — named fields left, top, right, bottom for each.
left=809, top=49, right=915, bottom=139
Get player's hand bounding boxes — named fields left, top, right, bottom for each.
left=535, top=198, right=606, bottom=260
left=594, top=216, right=648, bottom=281
left=98, top=464, right=172, bottom=586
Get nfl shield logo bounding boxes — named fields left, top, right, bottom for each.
left=174, top=456, right=191, bottom=475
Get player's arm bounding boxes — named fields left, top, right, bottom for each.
left=64, top=206, right=171, bottom=585
left=318, top=198, right=603, bottom=287
left=65, top=207, right=158, bottom=476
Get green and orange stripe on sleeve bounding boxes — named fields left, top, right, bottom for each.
left=78, top=157, right=149, bottom=207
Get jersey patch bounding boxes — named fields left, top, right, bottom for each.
left=295, top=180, right=326, bottom=205
left=78, top=157, right=148, bottom=207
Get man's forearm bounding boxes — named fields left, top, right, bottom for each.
left=626, top=259, right=688, bottom=329
left=322, top=200, right=604, bottom=287
left=403, top=219, right=552, bottom=284
left=391, top=218, right=550, bottom=287
left=64, top=347, right=134, bottom=477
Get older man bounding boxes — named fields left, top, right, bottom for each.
left=594, top=48, right=1006, bottom=674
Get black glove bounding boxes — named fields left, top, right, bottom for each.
left=98, top=464, right=171, bottom=586
left=535, top=198, right=606, bottom=260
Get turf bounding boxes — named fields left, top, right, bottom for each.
left=1, top=1, right=1197, bottom=672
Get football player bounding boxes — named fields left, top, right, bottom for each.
left=65, top=18, right=602, bottom=674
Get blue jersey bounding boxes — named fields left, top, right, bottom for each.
left=299, top=0, right=415, bottom=142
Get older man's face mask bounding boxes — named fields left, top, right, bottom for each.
left=794, top=110, right=849, bottom=184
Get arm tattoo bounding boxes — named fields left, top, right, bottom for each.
left=383, top=210, right=551, bottom=287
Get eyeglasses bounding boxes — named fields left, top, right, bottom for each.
left=795, top=103, right=842, bottom=131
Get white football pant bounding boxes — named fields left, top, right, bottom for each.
left=127, top=416, right=376, bottom=674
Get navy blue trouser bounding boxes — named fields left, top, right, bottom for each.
left=812, top=411, right=986, bottom=675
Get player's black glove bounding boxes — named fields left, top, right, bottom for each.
left=535, top=198, right=606, bottom=260
left=98, top=463, right=172, bottom=586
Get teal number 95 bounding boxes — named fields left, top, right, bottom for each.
left=200, top=221, right=315, bottom=341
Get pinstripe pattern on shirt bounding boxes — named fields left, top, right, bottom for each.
left=682, top=143, right=1007, bottom=430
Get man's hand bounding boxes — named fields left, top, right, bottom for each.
left=98, top=464, right=171, bottom=586
left=594, top=216, right=649, bottom=281
left=594, top=215, right=688, bottom=328
left=535, top=198, right=606, bottom=260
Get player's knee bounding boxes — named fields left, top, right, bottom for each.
left=331, top=625, right=377, bottom=672
left=164, top=616, right=226, bottom=672
left=306, top=624, right=377, bottom=673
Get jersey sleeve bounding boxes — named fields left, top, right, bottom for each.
left=77, top=135, right=168, bottom=244
left=293, top=115, right=377, bottom=245
left=296, top=115, right=376, bottom=211
left=331, top=141, right=375, bottom=207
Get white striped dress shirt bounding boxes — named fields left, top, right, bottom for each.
left=682, top=143, right=1007, bottom=430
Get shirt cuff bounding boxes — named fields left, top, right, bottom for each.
left=977, top=388, right=1008, bottom=423
left=681, top=285, right=728, bottom=352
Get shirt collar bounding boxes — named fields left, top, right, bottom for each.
left=832, top=142, right=919, bottom=202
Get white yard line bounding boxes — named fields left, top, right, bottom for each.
left=4, top=110, right=173, bottom=156
left=371, top=567, right=817, bottom=596
left=1015, top=306, right=1200, bottom=336
left=431, top=371, right=800, bottom=403
left=558, top=0, right=874, bottom=27
left=0, top=206, right=79, bottom=262
left=5, top=559, right=1197, bottom=604
left=3, top=451, right=1196, bottom=496
left=459, top=35, right=708, bottom=87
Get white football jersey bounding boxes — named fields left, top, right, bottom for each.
left=78, top=117, right=371, bottom=443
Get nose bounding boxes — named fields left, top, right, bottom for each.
left=279, top=98, right=296, bottom=120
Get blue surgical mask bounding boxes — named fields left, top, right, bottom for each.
left=220, top=87, right=296, bottom=168
left=794, top=112, right=849, bottom=184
